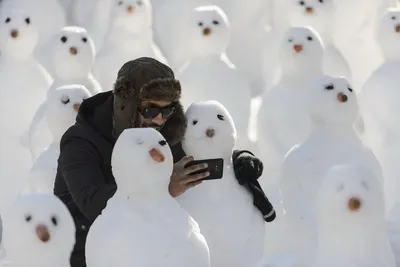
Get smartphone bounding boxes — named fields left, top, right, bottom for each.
left=184, top=158, right=224, bottom=180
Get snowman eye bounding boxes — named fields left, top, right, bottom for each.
left=198, top=21, right=203, bottom=27
left=5, top=17, right=10, bottom=23
left=51, top=216, right=58, bottom=226
left=307, top=36, right=313, bottom=41
left=348, top=86, right=353, bottom=93
left=25, top=214, right=32, bottom=222
left=61, top=36, right=67, bottom=43
left=324, top=84, right=334, bottom=90
left=288, top=38, right=293, bottom=43
left=61, top=95, right=70, bottom=104
left=82, top=37, right=87, bottom=43
left=392, top=16, right=396, bottom=20
left=137, top=0, right=143, bottom=6
left=319, top=0, right=324, bottom=3
left=136, top=139, right=144, bottom=145
left=25, top=17, right=30, bottom=25
left=192, top=120, right=198, bottom=125
left=118, top=1, right=123, bottom=5
left=299, top=0, right=305, bottom=5
left=213, top=20, right=219, bottom=25
left=159, top=140, right=167, bottom=146
left=217, top=114, right=224, bottom=121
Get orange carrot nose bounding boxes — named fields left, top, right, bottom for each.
left=149, top=148, right=165, bottom=163
left=127, top=6, right=134, bottom=13
left=36, top=224, right=50, bottom=242
left=337, top=92, right=348, bottom=103
left=293, top=44, right=303, bottom=53
left=206, top=128, right=215, bottom=138
left=203, top=27, right=211, bottom=36
left=348, top=197, right=361, bottom=212
left=73, top=104, right=80, bottom=112
left=395, top=24, right=400, bottom=33
left=10, top=29, right=18, bottom=39
left=69, top=46, right=78, bottom=55
left=305, top=7, right=313, bottom=14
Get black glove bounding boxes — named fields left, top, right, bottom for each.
left=232, top=150, right=263, bottom=184
left=232, top=150, right=276, bottom=222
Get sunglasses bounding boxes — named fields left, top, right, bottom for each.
left=138, top=106, right=175, bottom=120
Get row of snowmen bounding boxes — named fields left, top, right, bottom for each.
left=0, top=80, right=394, bottom=267
left=0, top=0, right=400, bottom=266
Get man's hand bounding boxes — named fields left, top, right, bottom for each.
left=169, top=156, right=209, bottom=197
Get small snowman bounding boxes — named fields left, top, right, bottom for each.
left=286, top=0, right=352, bottom=83
left=178, top=5, right=253, bottom=150
left=46, top=26, right=102, bottom=95
left=85, top=128, right=210, bottom=267
left=257, top=26, right=324, bottom=199
left=312, top=164, right=395, bottom=267
left=0, top=10, right=52, bottom=214
left=279, top=75, right=383, bottom=266
left=177, top=100, right=268, bottom=267
left=92, top=0, right=166, bottom=91
left=359, top=8, right=400, bottom=212
left=1, top=193, right=75, bottom=267
left=23, top=85, right=91, bottom=194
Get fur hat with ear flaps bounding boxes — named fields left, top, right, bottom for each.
left=112, top=57, right=186, bottom=145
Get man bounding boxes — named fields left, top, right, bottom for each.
left=54, top=57, right=265, bottom=267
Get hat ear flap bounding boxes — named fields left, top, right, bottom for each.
left=160, top=102, right=186, bottom=146
left=112, top=77, right=138, bottom=139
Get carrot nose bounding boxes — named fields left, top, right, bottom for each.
left=127, top=6, right=134, bottom=13
left=36, top=224, right=50, bottom=242
left=10, top=29, right=18, bottom=39
left=348, top=197, right=361, bottom=212
left=395, top=24, right=400, bottom=33
left=293, top=44, right=303, bottom=53
left=149, top=148, right=165, bottom=163
left=69, top=46, right=78, bottom=55
left=337, top=92, right=348, bottom=103
left=73, top=104, right=80, bottom=112
left=206, top=128, right=215, bottom=138
left=203, top=27, right=211, bottom=36
left=305, top=7, right=313, bottom=14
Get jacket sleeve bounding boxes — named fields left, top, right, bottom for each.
left=58, top=138, right=117, bottom=221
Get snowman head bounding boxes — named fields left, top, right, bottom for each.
left=279, top=26, right=324, bottom=72
left=2, top=194, right=75, bottom=266
left=52, top=26, right=95, bottom=80
left=377, top=8, right=400, bottom=60
left=307, top=75, right=357, bottom=126
left=0, top=10, right=38, bottom=60
left=317, top=164, right=383, bottom=231
left=185, top=5, right=230, bottom=57
left=183, top=100, right=236, bottom=160
left=288, top=0, right=334, bottom=40
left=110, top=0, right=152, bottom=32
left=45, top=85, right=91, bottom=141
left=111, top=128, right=173, bottom=196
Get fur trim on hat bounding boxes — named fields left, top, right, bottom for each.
left=113, top=76, right=136, bottom=99
left=139, top=77, right=181, bottom=102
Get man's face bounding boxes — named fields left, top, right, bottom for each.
left=137, top=99, right=173, bottom=130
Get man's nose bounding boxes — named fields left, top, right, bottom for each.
left=152, top=113, right=165, bottom=125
